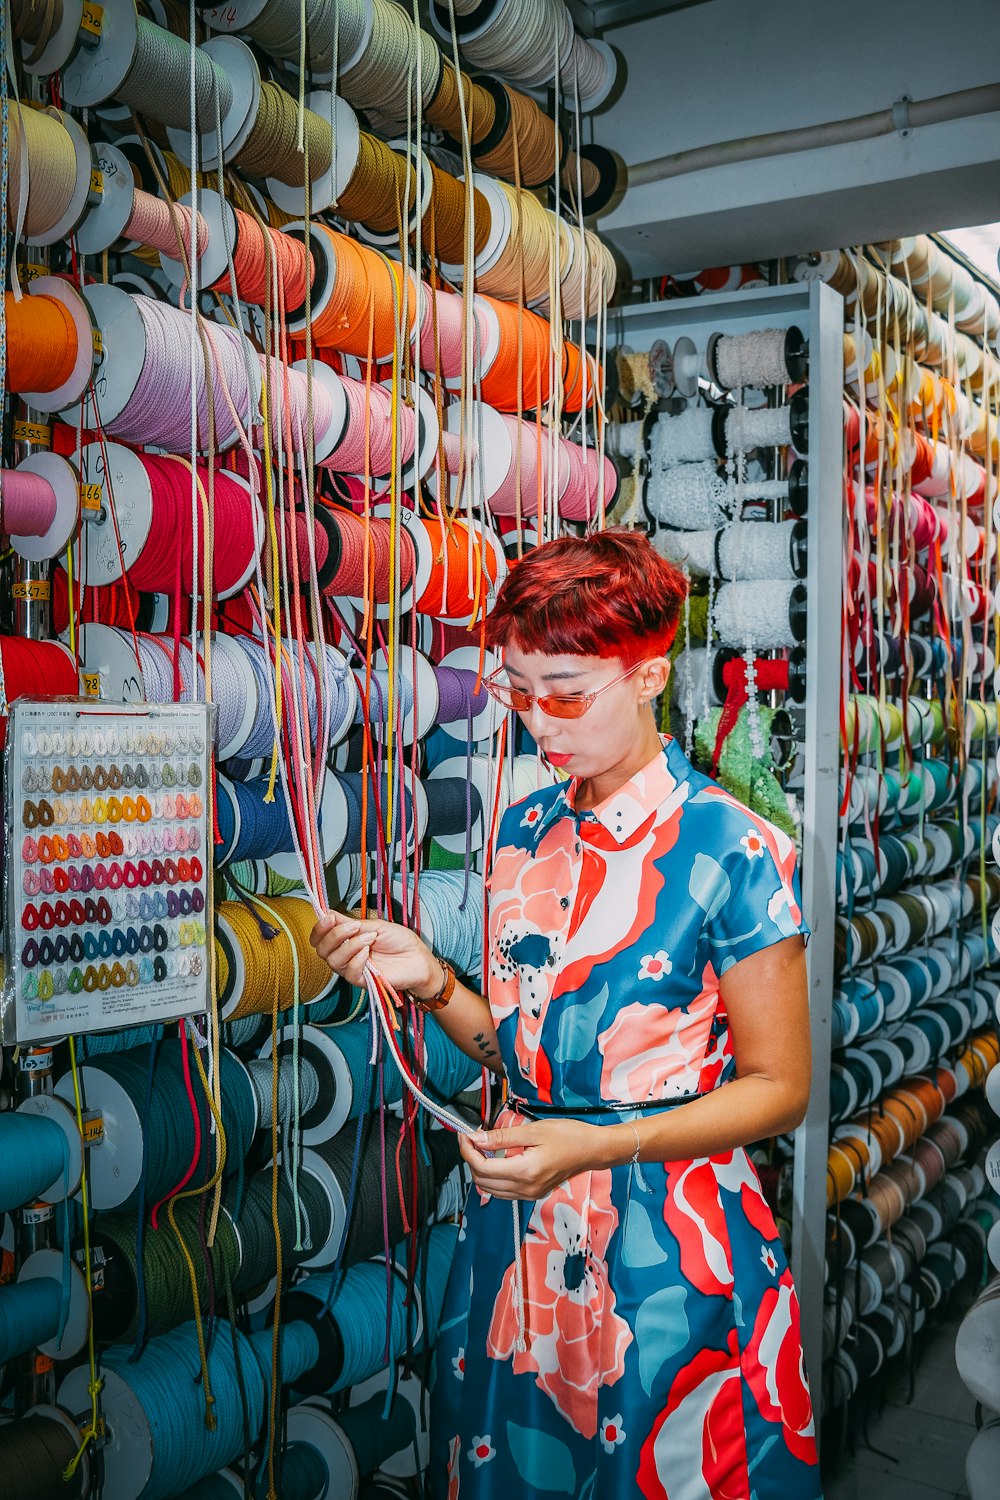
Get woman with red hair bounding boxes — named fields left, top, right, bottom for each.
left=312, top=530, right=820, bottom=1499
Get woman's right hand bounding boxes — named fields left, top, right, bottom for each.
left=310, top=911, right=442, bottom=1000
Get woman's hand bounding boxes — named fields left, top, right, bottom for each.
left=458, top=1119, right=606, bottom=1200
left=310, top=911, right=442, bottom=1000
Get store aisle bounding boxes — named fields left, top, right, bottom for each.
left=823, top=1318, right=974, bottom=1500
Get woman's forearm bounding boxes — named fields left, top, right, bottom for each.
left=593, top=1072, right=809, bottom=1170
left=423, top=979, right=505, bottom=1076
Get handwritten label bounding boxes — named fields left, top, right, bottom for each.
left=81, top=483, right=103, bottom=512
left=20, top=1048, right=53, bottom=1071
left=13, top=579, right=51, bottom=602
left=81, top=672, right=101, bottom=698
left=22, top=1203, right=53, bottom=1225
left=81, top=0, right=104, bottom=35
left=82, top=1114, right=104, bottom=1145
left=93, top=328, right=104, bottom=357
left=13, top=419, right=51, bottom=446
left=23, top=262, right=48, bottom=282
left=89, top=168, right=104, bottom=198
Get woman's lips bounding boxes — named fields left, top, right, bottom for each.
left=545, top=751, right=573, bottom=767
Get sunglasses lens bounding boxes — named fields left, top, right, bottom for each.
left=541, top=697, right=590, bottom=720
left=485, top=684, right=532, bottom=711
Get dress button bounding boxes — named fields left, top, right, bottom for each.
left=560, top=896, right=569, bottom=909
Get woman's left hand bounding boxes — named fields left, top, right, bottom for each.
left=458, top=1119, right=606, bottom=1200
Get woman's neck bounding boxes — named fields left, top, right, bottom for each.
left=572, top=717, right=667, bottom=811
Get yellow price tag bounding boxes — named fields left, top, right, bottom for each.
left=22, top=262, right=48, bottom=282
left=82, top=1115, right=105, bottom=1144
left=13, top=419, right=51, bottom=446
left=12, top=579, right=51, bottom=602
left=81, top=483, right=103, bottom=511
left=81, top=0, right=103, bottom=35
left=93, top=328, right=104, bottom=357
left=81, top=672, right=101, bottom=698
left=90, top=168, right=104, bottom=197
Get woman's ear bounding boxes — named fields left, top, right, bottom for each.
left=638, top=657, right=670, bottom=703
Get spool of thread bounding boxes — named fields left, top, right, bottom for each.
left=5, top=280, right=93, bottom=409
left=713, top=580, right=804, bottom=648
left=336, top=1392, right=417, bottom=1481
left=709, top=326, right=807, bottom=389
left=646, top=458, right=733, bottom=529
left=284, top=1259, right=408, bottom=1394
left=0, top=455, right=79, bottom=563
left=717, top=520, right=805, bottom=581
left=0, top=1411, right=86, bottom=1500
left=430, top=0, right=616, bottom=109
left=77, top=290, right=254, bottom=453
left=0, top=638, right=78, bottom=748
left=216, top=896, right=335, bottom=1019
left=411, top=514, right=504, bottom=625
left=87, top=1198, right=240, bottom=1344
left=92, top=1321, right=271, bottom=1499
left=0, top=1278, right=64, bottom=1360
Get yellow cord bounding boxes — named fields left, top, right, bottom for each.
left=62, top=1037, right=101, bottom=1480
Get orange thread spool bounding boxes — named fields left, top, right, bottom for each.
left=211, top=211, right=314, bottom=310
left=321, top=508, right=416, bottom=603
left=478, top=296, right=550, bottom=413
left=414, top=515, right=502, bottom=621
left=826, top=1143, right=857, bottom=1206
left=5, top=290, right=77, bottom=393
left=309, top=228, right=414, bottom=362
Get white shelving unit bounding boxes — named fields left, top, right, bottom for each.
left=600, top=279, right=845, bottom=1416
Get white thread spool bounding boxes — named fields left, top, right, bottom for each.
left=725, top=403, right=794, bottom=453
left=646, top=459, right=732, bottom=529
left=651, top=406, right=715, bottom=465
left=713, top=579, right=803, bottom=648
left=606, top=420, right=646, bottom=466
left=717, top=520, right=804, bottom=581
left=671, top=645, right=722, bottom=710
left=656, top=528, right=716, bottom=578
left=709, top=326, right=807, bottom=390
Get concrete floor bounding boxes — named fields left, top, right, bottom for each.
left=822, top=1316, right=975, bottom=1500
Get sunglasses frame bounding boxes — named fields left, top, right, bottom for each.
left=482, top=659, right=650, bottom=720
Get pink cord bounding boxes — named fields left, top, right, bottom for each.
left=0, top=467, right=57, bottom=536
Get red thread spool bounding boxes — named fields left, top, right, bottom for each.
left=126, top=457, right=259, bottom=596
left=51, top=569, right=144, bottom=636
left=320, top=508, right=415, bottom=603
left=843, top=397, right=861, bottom=455
left=0, top=637, right=78, bottom=748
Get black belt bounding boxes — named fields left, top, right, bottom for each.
left=505, top=1091, right=705, bottom=1120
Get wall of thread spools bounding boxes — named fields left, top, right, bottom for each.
left=602, top=237, right=1000, bottom=1444
left=0, top=0, right=624, bottom=1493
left=778, top=234, right=1000, bottom=1455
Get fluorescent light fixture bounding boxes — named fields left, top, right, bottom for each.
left=939, top=223, right=1000, bottom=288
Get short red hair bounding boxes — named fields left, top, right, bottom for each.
left=485, top=529, right=688, bottom=663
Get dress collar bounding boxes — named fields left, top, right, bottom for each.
left=529, top=737, right=686, bottom=847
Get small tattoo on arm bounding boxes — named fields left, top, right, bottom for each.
left=472, top=1030, right=497, bottom=1058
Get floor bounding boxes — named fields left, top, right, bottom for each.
left=822, top=1316, right=975, bottom=1500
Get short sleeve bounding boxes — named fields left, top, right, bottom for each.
left=697, top=809, right=809, bottom=976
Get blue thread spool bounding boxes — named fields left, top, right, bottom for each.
left=0, top=1278, right=63, bottom=1361
left=0, top=1108, right=77, bottom=1214
left=423, top=1019, right=481, bottom=1100
left=62, top=1321, right=268, bottom=1500
left=285, top=1259, right=409, bottom=1394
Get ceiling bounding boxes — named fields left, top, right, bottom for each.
left=565, top=0, right=713, bottom=34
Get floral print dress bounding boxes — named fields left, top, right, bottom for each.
left=429, top=737, right=822, bottom=1500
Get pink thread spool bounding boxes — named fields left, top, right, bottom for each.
left=0, top=454, right=79, bottom=562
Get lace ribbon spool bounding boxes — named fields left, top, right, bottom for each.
left=0, top=454, right=79, bottom=563
left=646, top=459, right=732, bottom=529
left=708, top=325, right=808, bottom=390
left=651, top=406, right=715, bottom=465
left=713, top=579, right=805, bottom=649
